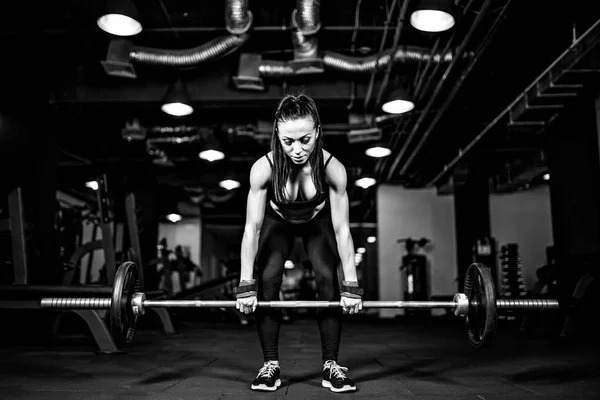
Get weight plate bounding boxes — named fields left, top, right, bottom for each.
left=111, top=261, right=140, bottom=347
left=464, top=263, right=497, bottom=348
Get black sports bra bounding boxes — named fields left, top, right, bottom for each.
left=266, top=153, right=334, bottom=211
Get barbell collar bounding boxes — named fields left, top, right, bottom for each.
left=453, top=293, right=469, bottom=316
left=132, top=292, right=146, bottom=317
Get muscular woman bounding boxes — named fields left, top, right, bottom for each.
left=235, top=93, right=363, bottom=393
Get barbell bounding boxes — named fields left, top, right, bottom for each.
left=40, top=261, right=559, bottom=349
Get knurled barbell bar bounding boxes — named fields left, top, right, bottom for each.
left=40, top=261, right=559, bottom=349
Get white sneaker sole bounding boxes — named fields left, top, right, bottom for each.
left=251, top=379, right=281, bottom=391
left=322, top=379, right=357, bottom=392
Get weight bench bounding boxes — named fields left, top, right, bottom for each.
left=0, top=285, right=175, bottom=353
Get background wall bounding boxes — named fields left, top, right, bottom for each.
left=159, top=217, right=202, bottom=266
left=489, top=185, right=554, bottom=289
left=201, top=224, right=244, bottom=281
left=377, top=185, right=457, bottom=318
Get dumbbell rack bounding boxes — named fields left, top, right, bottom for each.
left=498, top=244, right=527, bottom=322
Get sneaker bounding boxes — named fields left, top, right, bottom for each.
left=251, top=361, right=281, bottom=391
left=322, top=360, right=357, bottom=393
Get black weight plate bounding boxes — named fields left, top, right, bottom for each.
left=464, top=263, right=497, bottom=348
left=111, top=261, right=140, bottom=348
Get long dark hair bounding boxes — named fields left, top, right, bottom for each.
left=270, top=93, right=324, bottom=204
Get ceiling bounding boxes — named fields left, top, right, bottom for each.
left=1, top=0, right=599, bottom=223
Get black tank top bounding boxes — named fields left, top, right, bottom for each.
left=266, top=153, right=334, bottom=211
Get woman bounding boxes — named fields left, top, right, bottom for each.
left=235, top=93, right=363, bottom=393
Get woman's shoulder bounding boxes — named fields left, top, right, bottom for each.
left=255, top=151, right=274, bottom=169
left=322, top=150, right=346, bottom=184
left=249, top=153, right=273, bottom=187
left=322, top=149, right=342, bottom=169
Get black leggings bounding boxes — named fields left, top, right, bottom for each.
left=255, top=204, right=343, bottom=363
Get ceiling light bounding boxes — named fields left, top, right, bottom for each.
left=367, top=236, right=376, bottom=243
left=410, top=0, right=455, bottom=33
left=199, top=149, right=225, bottom=162
left=219, top=179, right=241, bottom=190
left=97, top=0, right=143, bottom=36
left=85, top=181, right=99, bottom=190
left=161, top=102, right=194, bottom=117
left=543, top=173, right=550, bottom=181
left=355, top=177, right=377, bottom=189
left=365, top=145, right=392, bottom=158
left=161, top=78, right=194, bottom=117
left=381, top=87, right=415, bottom=114
left=166, top=213, right=182, bottom=223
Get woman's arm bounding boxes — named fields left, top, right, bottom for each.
left=240, top=156, right=270, bottom=281
left=326, top=155, right=358, bottom=282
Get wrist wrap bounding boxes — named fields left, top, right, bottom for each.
left=340, top=281, right=363, bottom=298
left=234, top=280, right=257, bottom=298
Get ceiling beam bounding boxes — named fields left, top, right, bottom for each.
left=52, top=63, right=373, bottom=106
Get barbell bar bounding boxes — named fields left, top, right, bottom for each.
left=40, top=298, right=559, bottom=311
left=39, top=261, right=560, bottom=349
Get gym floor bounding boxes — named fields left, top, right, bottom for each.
left=0, top=312, right=598, bottom=400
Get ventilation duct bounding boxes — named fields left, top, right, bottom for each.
left=289, top=0, right=323, bottom=74
left=102, top=38, right=137, bottom=79
left=322, top=47, right=455, bottom=73
left=126, top=0, right=252, bottom=69
left=257, top=46, right=458, bottom=78
left=225, top=0, right=253, bottom=35
left=293, top=0, right=321, bottom=35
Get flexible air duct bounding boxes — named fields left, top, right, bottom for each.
left=293, top=0, right=321, bottom=35
left=130, top=0, right=251, bottom=68
left=258, top=46, right=456, bottom=77
left=322, top=46, right=454, bottom=73
left=258, top=60, right=295, bottom=77
left=225, top=0, right=253, bottom=35
left=291, top=30, right=319, bottom=60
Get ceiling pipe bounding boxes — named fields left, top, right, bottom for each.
left=294, top=0, right=321, bottom=35
left=371, top=0, right=411, bottom=117
left=425, top=16, right=600, bottom=188
left=257, top=46, right=456, bottom=77
left=374, top=0, right=472, bottom=178
left=289, top=0, right=322, bottom=73
left=225, top=0, right=253, bottom=35
left=400, top=0, right=513, bottom=178
left=129, top=0, right=251, bottom=68
left=383, top=0, right=495, bottom=182
left=257, top=0, right=458, bottom=78
left=362, top=0, right=399, bottom=114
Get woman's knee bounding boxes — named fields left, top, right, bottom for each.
left=259, top=266, right=283, bottom=300
left=314, top=272, right=340, bottom=300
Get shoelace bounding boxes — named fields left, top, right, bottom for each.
left=324, top=361, right=348, bottom=380
left=257, top=361, right=279, bottom=379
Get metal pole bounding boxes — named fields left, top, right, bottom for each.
left=399, top=0, right=513, bottom=176
left=425, top=16, right=600, bottom=187
left=97, top=174, right=117, bottom=285
left=40, top=297, right=559, bottom=310
left=371, top=0, right=410, bottom=117
left=143, top=300, right=458, bottom=309
left=125, top=192, right=144, bottom=288
left=384, top=0, right=495, bottom=182
left=37, top=26, right=410, bottom=36
left=8, top=187, right=28, bottom=284
left=362, top=0, right=399, bottom=112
